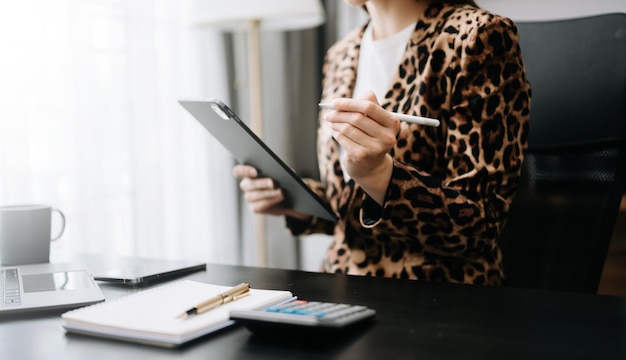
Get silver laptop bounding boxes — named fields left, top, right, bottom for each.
left=0, top=262, right=104, bottom=315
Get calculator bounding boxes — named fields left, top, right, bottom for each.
left=229, top=299, right=376, bottom=334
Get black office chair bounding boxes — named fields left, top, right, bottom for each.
left=498, top=13, right=626, bottom=293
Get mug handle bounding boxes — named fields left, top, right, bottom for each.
left=51, top=208, right=66, bottom=241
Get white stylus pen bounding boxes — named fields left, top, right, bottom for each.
left=318, top=103, right=440, bottom=127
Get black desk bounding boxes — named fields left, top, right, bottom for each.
left=2, top=254, right=626, bottom=359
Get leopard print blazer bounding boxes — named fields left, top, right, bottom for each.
left=287, top=2, right=531, bottom=286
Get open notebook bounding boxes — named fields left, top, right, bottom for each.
left=61, top=280, right=294, bottom=347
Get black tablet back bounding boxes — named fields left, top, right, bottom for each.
left=179, top=98, right=336, bottom=222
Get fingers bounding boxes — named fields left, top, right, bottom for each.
left=232, top=164, right=258, bottom=179
left=239, top=176, right=275, bottom=193
left=233, top=163, right=286, bottom=215
left=359, top=90, right=379, bottom=103
left=323, top=98, right=399, bottom=153
left=328, top=92, right=395, bottom=128
left=242, top=181, right=286, bottom=215
left=325, top=99, right=399, bottom=137
left=235, top=164, right=276, bottom=193
left=233, top=163, right=279, bottom=191
left=243, top=187, right=284, bottom=212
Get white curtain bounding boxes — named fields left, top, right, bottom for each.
left=0, top=0, right=240, bottom=263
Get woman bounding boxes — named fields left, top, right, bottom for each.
left=234, top=0, right=531, bottom=286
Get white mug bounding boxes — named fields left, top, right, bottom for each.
left=0, top=204, right=66, bottom=266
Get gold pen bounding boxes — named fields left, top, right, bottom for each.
left=176, top=282, right=250, bottom=319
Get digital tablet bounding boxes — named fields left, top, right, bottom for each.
left=179, top=98, right=337, bottom=221
left=93, top=258, right=207, bottom=286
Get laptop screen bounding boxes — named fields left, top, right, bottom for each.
left=22, top=271, right=95, bottom=293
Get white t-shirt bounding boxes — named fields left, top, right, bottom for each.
left=353, top=21, right=416, bottom=101
left=341, top=21, right=416, bottom=182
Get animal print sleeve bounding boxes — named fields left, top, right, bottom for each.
left=364, top=13, right=531, bottom=257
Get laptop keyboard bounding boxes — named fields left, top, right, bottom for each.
left=1, top=268, right=21, bottom=307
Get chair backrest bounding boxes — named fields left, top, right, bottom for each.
left=498, top=13, right=626, bottom=293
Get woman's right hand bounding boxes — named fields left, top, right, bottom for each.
left=232, top=164, right=309, bottom=220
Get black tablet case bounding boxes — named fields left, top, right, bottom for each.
left=179, top=98, right=336, bottom=222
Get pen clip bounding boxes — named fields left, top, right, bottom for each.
left=176, top=282, right=250, bottom=319
left=232, top=291, right=250, bottom=301
left=223, top=282, right=250, bottom=300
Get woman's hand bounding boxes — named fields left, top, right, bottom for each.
left=232, top=164, right=309, bottom=220
left=323, top=91, right=400, bottom=204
